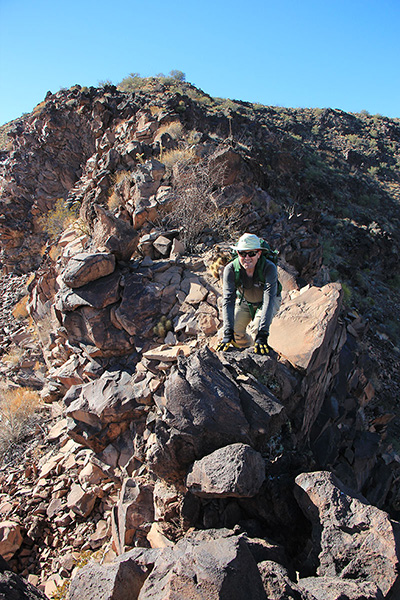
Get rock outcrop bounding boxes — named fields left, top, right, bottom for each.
left=295, top=471, right=400, bottom=597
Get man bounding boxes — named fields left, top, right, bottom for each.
left=216, top=233, right=281, bottom=354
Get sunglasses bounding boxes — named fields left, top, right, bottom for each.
left=238, top=250, right=259, bottom=258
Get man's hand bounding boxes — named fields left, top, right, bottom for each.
left=216, top=333, right=240, bottom=352
left=254, top=332, right=270, bottom=355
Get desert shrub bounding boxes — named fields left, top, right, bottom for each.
left=187, top=130, right=203, bottom=145
left=98, top=79, right=113, bottom=88
left=365, top=139, right=378, bottom=155
left=118, top=72, right=145, bottom=92
left=115, top=170, right=132, bottom=185
left=346, top=134, right=363, bottom=149
left=161, top=154, right=241, bottom=251
left=341, top=282, right=353, bottom=306
left=169, top=70, right=186, bottom=82
left=185, top=88, right=213, bottom=106
left=387, top=274, right=400, bottom=291
left=39, top=198, right=79, bottom=240
left=357, top=193, right=379, bottom=208
left=150, top=106, right=164, bottom=117
left=322, top=238, right=336, bottom=263
left=117, top=70, right=185, bottom=93
left=386, top=319, right=400, bottom=344
left=368, top=166, right=379, bottom=176
left=158, top=121, right=183, bottom=140
left=53, top=550, right=100, bottom=600
left=0, top=387, right=42, bottom=459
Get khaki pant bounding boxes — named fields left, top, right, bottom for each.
left=233, top=296, right=281, bottom=348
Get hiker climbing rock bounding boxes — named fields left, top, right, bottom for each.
left=216, top=233, right=281, bottom=354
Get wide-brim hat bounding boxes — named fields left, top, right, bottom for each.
left=231, top=233, right=262, bottom=251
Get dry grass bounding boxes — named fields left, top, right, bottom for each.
left=107, top=191, right=122, bottom=211
left=150, top=106, right=164, bottom=117
left=161, top=147, right=196, bottom=169
left=1, top=346, right=25, bottom=367
left=0, top=386, right=43, bottom=459
left=11, top=295, right=29, bottom=320
left=158, top=121, right=183, bottom=140
left=114, top=170, right=132, bottom=185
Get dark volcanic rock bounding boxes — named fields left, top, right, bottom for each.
left=186, top=443, right=266, bottom=498
left=0, top=556, right=47, bottom=599
left=145, top=346, right=285, bottom=480
left=294, top=471, right=400, bottom=597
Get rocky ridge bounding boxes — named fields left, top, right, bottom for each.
left=0, top=81, right=399, bottom=598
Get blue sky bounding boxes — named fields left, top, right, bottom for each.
left=0, top=0, right=399, bottom=126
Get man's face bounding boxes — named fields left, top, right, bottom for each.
left=238, top=249, right=261, bottom=270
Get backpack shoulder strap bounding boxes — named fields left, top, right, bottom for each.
left=255, top=255, right=267, bottom=284
left=232, top=257, right=242, bottom=289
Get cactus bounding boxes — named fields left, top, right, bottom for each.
left=153, top=316, right=173, bottom=339
left=209, top=253, right=231, bottom=280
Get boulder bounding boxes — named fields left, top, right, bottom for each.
left=67, top=483, right=97, bottom=518
left=210, top=147, right=242, bottom=186
left=69, top=530, right=269, bottom=600
left=294, top=471, right=400, bottom=597
left=92, top=205, right=138, bottom=261
left=130, top=160, right=165, bottom=228
left=211, top=182, right=254, bottom=209
left=184, top=282, right=208, bottom=304
left=152, top=235, right=172, bottom=256
left=257, top=561, right=316, bottom=599
left=0, top=570, right=48, bottom=600
left=186, top=443, right=265, bottom=498
left=55, top=270, right=122, bottom=311
left=61, top=304, right=134, bottom=354
left=145, top=347, right=285, bottom=480
left=142, top=344, right=192, bottom=362
left=112, top=477, right=154, bottom=554
left=64, top=371, right=146, bottom=452
left=68, top=551, right=154, bottom=600
left=61, top=252, right=116, bottom=288
left=269, top=283, right=342, bottom=371
left=113, top=272, right=161, bottom=337
left=0, top=520, right=23, bottom=561
left=297, top=576, right=384, bottom=600
left=138, top=530, right=266, bottom=600
left=269, top=283, right=346, bottom=438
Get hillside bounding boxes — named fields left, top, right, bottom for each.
left=1, top=78, right=399, bottom=434
left=1, top=79, right=399, bottom=339
left=0, top=78, right=400, bottom=598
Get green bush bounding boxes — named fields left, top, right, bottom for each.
left=39, top=198, right=79, bottom=240
left=341, top=282, right=353, bottom=306
left=169, top=70, right=186, bottom=82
